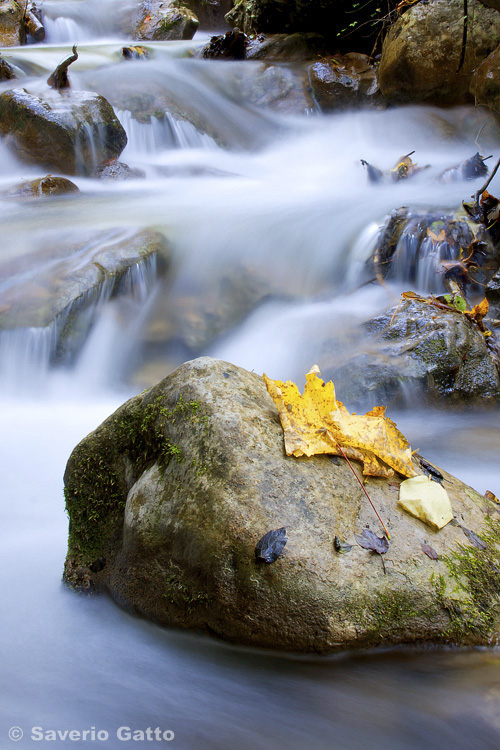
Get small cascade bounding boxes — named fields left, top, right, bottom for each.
left=0, top=254, right=158, bottom=394
left=373, top=210, right=478, bottom=294
left=118, top=110, right=219, bottom=157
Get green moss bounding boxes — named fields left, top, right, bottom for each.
left=434, top=515, right=500, bottom=640
left=64, top=394, right=204, bottom=572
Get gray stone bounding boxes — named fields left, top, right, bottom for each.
left=64, top=356, right=500, bottom=652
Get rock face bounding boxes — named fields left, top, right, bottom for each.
left=129, top=0, right=199, bottom=41
left=378, top=0, right=500, bottom=104
left=330, top=299, right=500, bottom=408
left=64, top=357, right=500, bottom=652
left=0, top=0, right=25, bottom=46
left=0, top=88, right=127, bottom=175
left=470, top=43, right=500, bottom=113
left=309, top=54, right=381, bottom=111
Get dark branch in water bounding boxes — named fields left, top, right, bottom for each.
left=475, top=157, right=500, bottom=203
left=47, top=45, right=78, bottom=90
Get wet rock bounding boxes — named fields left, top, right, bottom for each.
left=0, top=88, right=127, bottom=175
left=470, top=44, right=500, bottom=113
left=245, top=32, right=330, bottom=62
left=378, top=0, right=500, bottom=105
left=94, top=159, right=146, bottom=180
left=7, top=174, right=79, bottom=198
left=486, top=268, right=500, bottom=325
left=202, top=28, right=248, bottom=59
left=309, top=54, right=382, bottom=111
left=121, top=45, right=150, bottom=61
left=184, top=0, right=232, bottom=29
left=0, top=0, right=26, bottom=46
left=128, top=0, right=199, bottom=41
left=63, top=356, right=500, bottom=652
left=0, top=228, right=170, bottom=361
left=330, top=298, right=500, bottom=408
left=0, top=53, right=16, bottom=80
left=234, top=63, right=314, bottom=114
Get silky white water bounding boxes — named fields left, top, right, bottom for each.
left=1, top=4, right=500, bottom=747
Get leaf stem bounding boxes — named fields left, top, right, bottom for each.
left=327, top=431, right=391, bottom=539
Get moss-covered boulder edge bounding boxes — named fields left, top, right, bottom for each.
left=64, top=357, right=500, bottom=652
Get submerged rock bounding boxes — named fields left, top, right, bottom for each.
left=330, top=298, right=500, bottom=408
left=8, top=174, right=79, bottom=198
left=378, top=0, right=500, bottom=104
left=0, top=88, right=127, bottom=175
left=64, top=356, right=500, bottom=652
left=0, top=228, right=169, bottom=361
left=94, top=159, right=146, bottom=180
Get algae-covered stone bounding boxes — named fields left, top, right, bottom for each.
left=379, top=0, right=500, bottom=104
left=0, top=88, right=127, bottom=175
left=64, top=357, right=500, bottom=652
left=330, top=298, right=500, bottom=408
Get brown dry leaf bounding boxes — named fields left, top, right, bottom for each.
left=263, top=367, right=416, bottom=478
left=427, top=228, right=446, bottom=243
left=464, top=297, right=489, bottom=324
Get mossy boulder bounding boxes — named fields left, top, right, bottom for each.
left=129, top=0, right=199, bottom=41
left=0, top=0, right=25, bottom=46
left=378, top=0, right=500, bottom=104
left=330, top=298, right=500, bottom=408
left=0, top=88, right=127, bottom=175
left=64, top=356, right=500, bottom=652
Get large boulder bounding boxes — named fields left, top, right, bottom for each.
left=64, top=356, right=500, bottom=652
left=0, top=0, right=25, bottom=46
left=0, top=229, right=169, bottom=362
left=0, top=88, right=127, bottom=175
left=378, top=0, right=500, bottom=104
left=126, top=0, right=199, bottom=41
left=329, top=298, right=500, bottom=408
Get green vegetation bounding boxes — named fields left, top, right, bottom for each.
left=434, top=515, right=500, bottom=639
left=64, top=392, right=204, bottom=578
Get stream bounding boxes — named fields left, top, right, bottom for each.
left=1, top=1, right=500, bottom=747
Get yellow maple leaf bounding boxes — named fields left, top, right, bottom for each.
left=426, top=228, right=446, bottom=243
left=263, top=367, right=417, bottom=479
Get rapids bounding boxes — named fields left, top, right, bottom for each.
left=1, top=2, right=500, bottom=747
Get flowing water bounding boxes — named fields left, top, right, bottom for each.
left=1, top=2, right=500, bottom=747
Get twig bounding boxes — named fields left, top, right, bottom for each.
left=326, top=430, right=391, bottom=539
left=475, top=157, right=500, bottom=203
